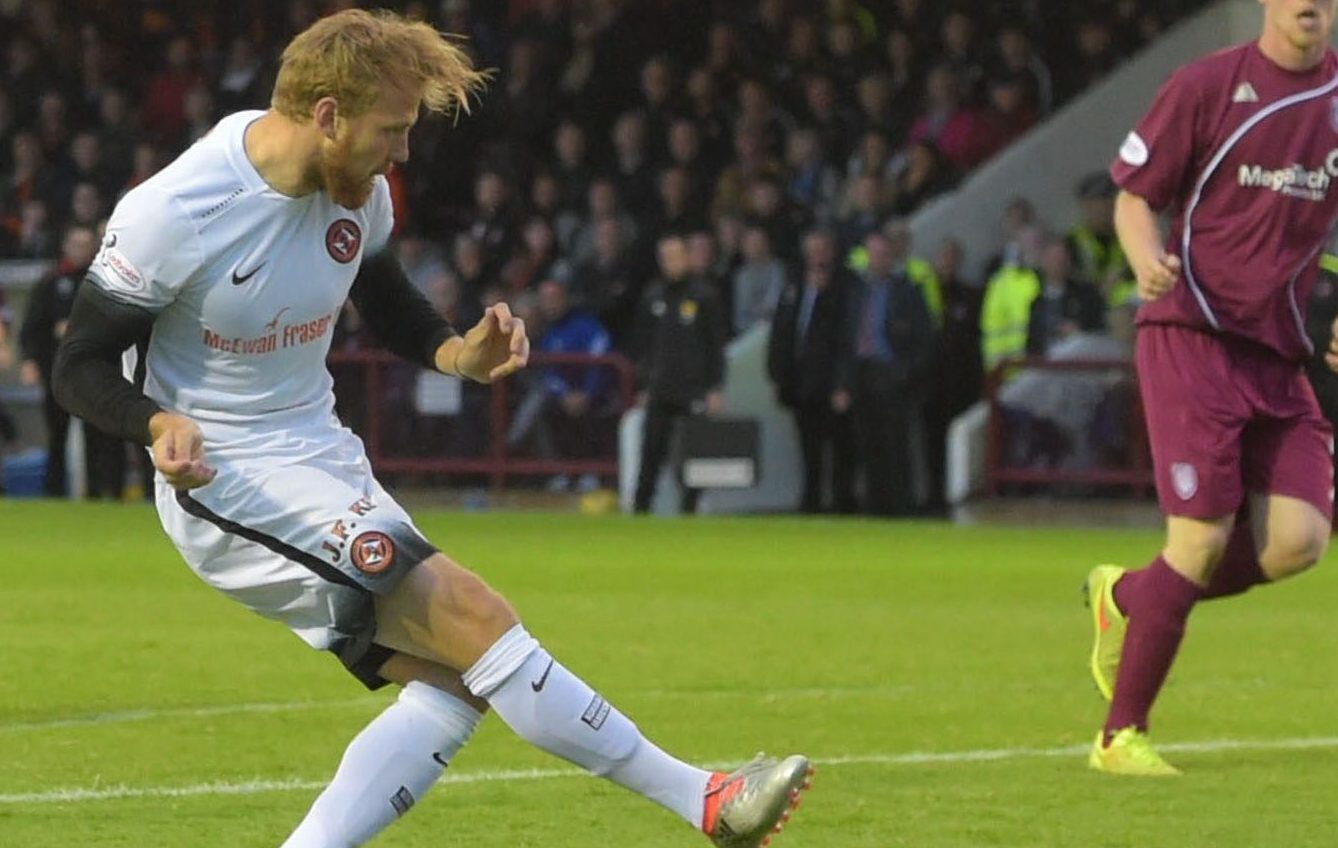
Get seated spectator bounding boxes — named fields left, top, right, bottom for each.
left=742, top=176, right=801, bottom=261
left=835, top=173, right=888, bottom=255
left=66, top=181, right=105, bottom=231
left=395, top=232, right=451, bottom=295
left=939, top=9, right=987, bottom=104
left=853, top=71, right=902, bottom=141
left=637, top=55, right=678, bottom=160
left=552, top=119, right=593, bottom=214
left=687, top=229, right=731, bottom=327
left=610, top=110, right=656, bottom=219
left=570, top=177, right=640, bottom=267
left=66, top=131, right=121, bottom=202
left=666, top=117, right=712, bottom=206
left=733, top=225, right=787, bottom=335
left=508, top=279, right=615, bottom=491
left=448, top=233, right=495, bottom=329
left=12, top=198, right=55, bottom=258
left=797, top=74, right=851, bottom=162
left=465, top=170, right=517, bottom=280
left=122, top=141, right=163, bottom=193
left=684, top=66, right=731, bottom=171
left=141, top=35, right=201, bottom=145
left=992, top=24, right=1054, bottom=115
left=888, top=139, right=956, bottom=216
left=1026, top=235, right=1107, bottom=356
left=976, top=73, right=1038, bottom=163
left=569, top=216, right=642, bottom=351
left=217, top=36, right=270, bottom=113
left=649, top=165, right=706, bottom=235
left=784, top=127, right=840, bottom=224
left=712, top=122, right=782, bottom=220
left=5, top=131, right=62, bottom=222
left=510, top=215, right=569, bottom=291
left=907, top=64, right=991, bottom=172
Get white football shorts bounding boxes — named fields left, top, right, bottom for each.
left=154, top=427, right=437, bottom=689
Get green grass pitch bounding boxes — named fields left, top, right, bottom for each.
left=2, top=500, right=1336, bottom=846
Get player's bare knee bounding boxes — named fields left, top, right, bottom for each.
left=1164, top=519, right=1233, bottom=582
left=1260, top=528, right=1328, bottom=579
left=439, top=566, right=519, bottom=644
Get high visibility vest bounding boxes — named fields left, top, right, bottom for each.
left=980, top=264, right=1041, bottom=371
left=1069, top=226, right=1128, bottom=287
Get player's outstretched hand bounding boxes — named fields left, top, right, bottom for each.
left=1326, top=316, right=1338, bottom=373
left=453, top=302, right=530, bottom=383
left=149, top=411, right=217, bottom=490
left=1134, top=251, right=1181, bottom=302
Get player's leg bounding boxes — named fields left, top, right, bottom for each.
left=155, top=452, right=486, bottom=847
left=373, top=555, right=812, bottom=844
left=1089, top=326, right=1244, bottom=774
left=1240, top=402, right=1334, bottom=583
left=282, top=655, right=485, bottom=848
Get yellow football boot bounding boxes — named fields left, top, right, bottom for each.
left=1089, top=727, right=1181, bottom=776
left=1084, top=565, right=1127, bottom=701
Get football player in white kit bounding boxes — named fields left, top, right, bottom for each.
left=52, top=10, right=810, bottom=848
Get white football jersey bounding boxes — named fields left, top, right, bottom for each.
left=88, top=111, right=394, bottom=465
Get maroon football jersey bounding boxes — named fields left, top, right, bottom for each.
left=1111, top=42, right=1338, bottom=360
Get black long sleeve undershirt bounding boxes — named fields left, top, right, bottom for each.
left=52, top=252, right=459, bottom=447
left=350, top=249, right=458, bottom=369
left=52, top=283, right=160, bottom=445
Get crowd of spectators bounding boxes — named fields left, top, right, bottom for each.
left=0, top=0, right=1213, bottom=506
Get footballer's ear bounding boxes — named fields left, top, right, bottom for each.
left=313, top=97, right=339, bottom=139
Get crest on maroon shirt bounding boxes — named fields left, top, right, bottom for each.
left=1170, top=462, right=1198, bottom=501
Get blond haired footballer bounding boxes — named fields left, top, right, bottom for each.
left=54, top=11, right=810, bottom=847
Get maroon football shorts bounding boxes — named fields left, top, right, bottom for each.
left=1137, top=324, right=1333, bottom=520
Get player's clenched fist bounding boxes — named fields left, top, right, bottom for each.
left=149, top=411, right=217, bottom=490
left=1133, top=251, right=1181, bottom=303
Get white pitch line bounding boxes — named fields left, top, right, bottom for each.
left=0, top=687, right=912, bottom=735
left=3, top=735, right=1337, bottom=806
left=0, top=697, right=385, bottom=733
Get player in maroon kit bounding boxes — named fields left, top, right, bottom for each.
left=1086, top=0, right=1338, bottom=774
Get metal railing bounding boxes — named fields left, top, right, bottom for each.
left=327, top=349, right=636, bottom=488
left=985, top=357, right=1154, bottom=496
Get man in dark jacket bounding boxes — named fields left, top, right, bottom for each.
left=18, top=224, right=127, bottom=498
left=1026, top=234, right=1106, bottom=356
left=835, top=230, right=935, bottom=516
left=768, top=228, right=856, bottom=514
left=633, top=233, right=728, bottom=514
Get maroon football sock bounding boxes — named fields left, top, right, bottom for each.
left=1200, top=521, right=1268, bottom=599
left=1104, top=556, right=1203, bottom=742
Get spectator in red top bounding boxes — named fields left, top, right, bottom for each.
left=141, top=35, right=200, bottom=144
left=907, top=64, right=991, bottom=171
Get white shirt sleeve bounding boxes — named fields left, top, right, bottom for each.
left=364, top=177, right=396, bottom=256
left=87, top=183, right=202, bottom=311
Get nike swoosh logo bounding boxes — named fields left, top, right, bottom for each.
left=231, top=263, right=265, bottom=285
left=431, top=752, right=450, bottom=768
left=531, top=658, right=555, bottom=692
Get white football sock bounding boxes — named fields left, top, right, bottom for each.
left=463, top=625, right=711, bottom=827
left=281, top=681, right=482, bottom=848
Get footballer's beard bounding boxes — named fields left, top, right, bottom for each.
left=319, top=135, right=375, bottom=209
